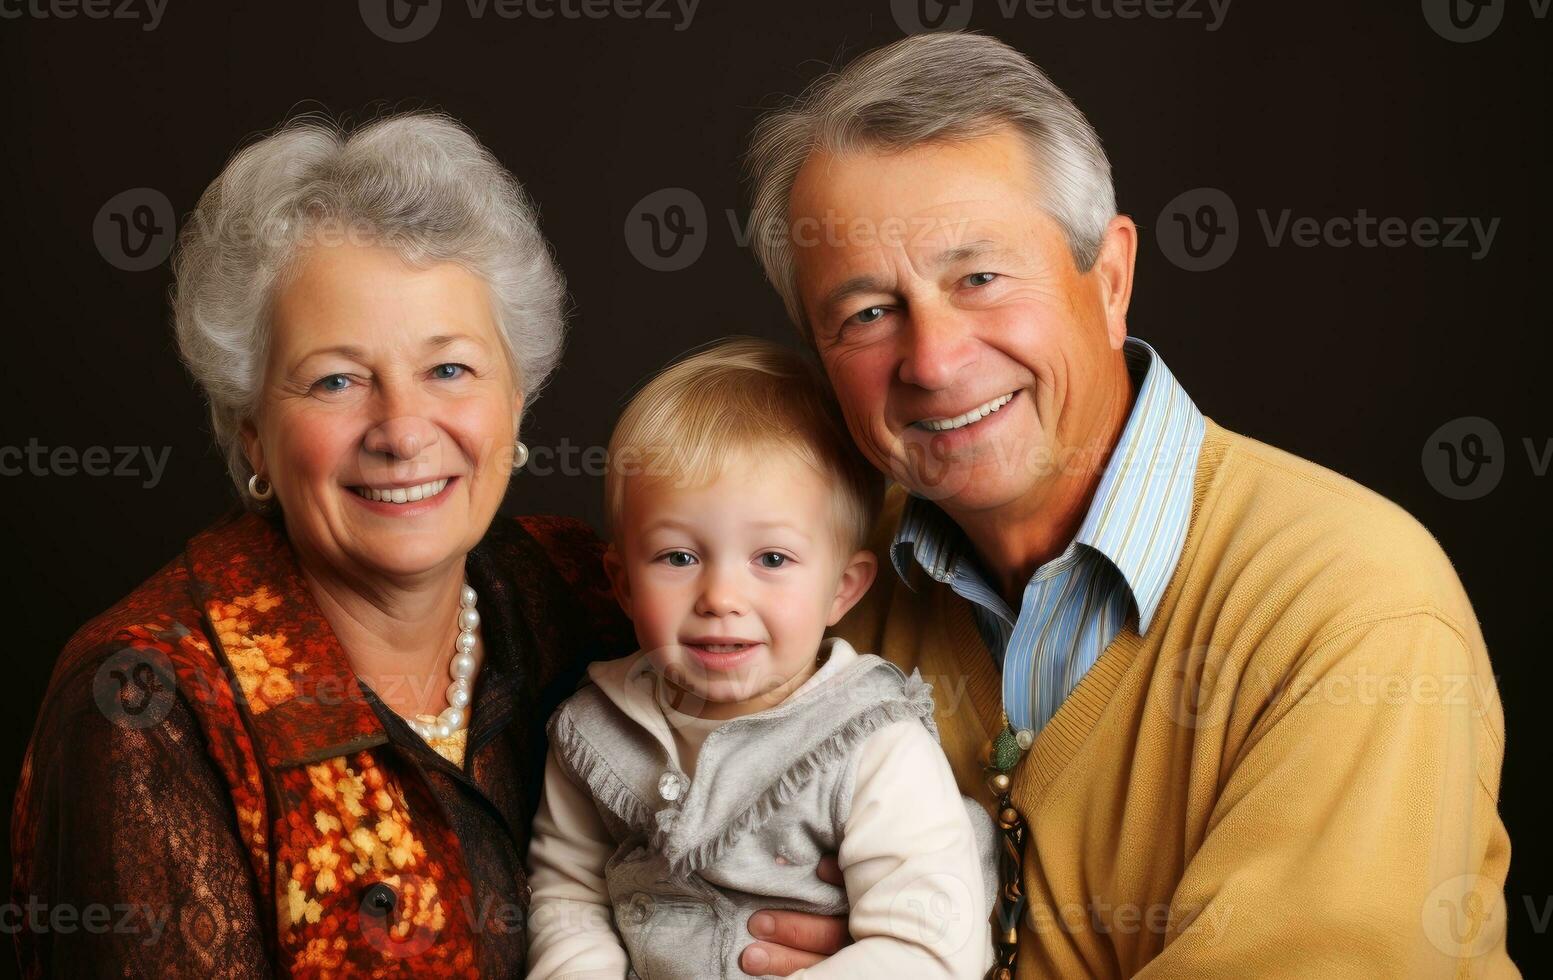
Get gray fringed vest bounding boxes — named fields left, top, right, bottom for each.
left=547, top=646, right=993, bottom=980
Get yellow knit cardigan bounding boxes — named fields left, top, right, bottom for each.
left=833, top=420, right=1516, bottom=979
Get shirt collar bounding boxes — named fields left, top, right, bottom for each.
left=890, top=337, right=1204, bottom=634
left=182, top=510, right=525, bottom=769
left=586, top=636, right=864, bottom=766
left=889, top=493, right=971, bottom=587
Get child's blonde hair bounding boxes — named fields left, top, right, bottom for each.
left=605, top=337, right=883, bottom=553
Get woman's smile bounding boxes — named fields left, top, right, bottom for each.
left=346, top=475, right=458, bottom=516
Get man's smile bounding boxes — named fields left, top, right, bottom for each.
left=913, top=390, right=1017, bottom=432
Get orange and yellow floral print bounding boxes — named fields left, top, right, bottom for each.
left=272, top=752, right=476, bottom=976
left=206, top=587, right=304, bottom=714
left=283, top=755, right=432, bottom=924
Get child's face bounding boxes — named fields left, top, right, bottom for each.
left=605, top=448, right=877, bottom=720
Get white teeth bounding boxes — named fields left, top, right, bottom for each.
left=698, top=643, right=751, bottom=653
left=920, top=392, right=1015, bottom=432
left=353, top=478, right=449, bottom=504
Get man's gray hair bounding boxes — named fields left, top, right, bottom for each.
left=745, top=32, right=1116, bottom=337
left=172, top=111, right=567, bottom=498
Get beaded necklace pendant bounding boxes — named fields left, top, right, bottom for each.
left=982, top=718, right=1029, bottom=980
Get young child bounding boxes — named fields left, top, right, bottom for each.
left=525, top=338, right=994, bottom=979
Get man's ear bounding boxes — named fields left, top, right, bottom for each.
left=603, top=544, right=632, bottom=619
left=1092, top=213, right=1138, bottom=351
left=827, top=548, right=879, bottom=627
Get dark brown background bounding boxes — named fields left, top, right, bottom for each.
left=2, top=0, right=1548, bottom=971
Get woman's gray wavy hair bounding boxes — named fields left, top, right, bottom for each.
left=172, top=110, right=567, bottom=499
left=744, top=32, right=1116, bottom=340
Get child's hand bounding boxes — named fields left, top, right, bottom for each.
left=738, top=854, right=851, bottom=975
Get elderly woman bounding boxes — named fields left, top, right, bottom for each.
left=10, top=113, right=632, bottom=976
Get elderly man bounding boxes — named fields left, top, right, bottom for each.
left=735, top=31, right=1515, bottom=979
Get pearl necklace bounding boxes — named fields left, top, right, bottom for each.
left=408, top=582, right=481, bottom=742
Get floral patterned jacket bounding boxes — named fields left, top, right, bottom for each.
left=10, top=508, right=632, bottom=978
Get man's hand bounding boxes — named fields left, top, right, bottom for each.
left=738, top=854, right=852, bottom=976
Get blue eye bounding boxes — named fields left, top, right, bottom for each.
left=432, top=363, right=467, bottom=380
left=965, top=272, right=997, bottom=287
left=852, top=306, right=886, bottom=325
left=316, top=374, right=352, bottom=393
left=758, top=553, right=788, bottom=569
left=662, top=551, right=697, bottom=567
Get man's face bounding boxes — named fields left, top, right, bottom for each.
left=789, top=126, right=1133, bottom=516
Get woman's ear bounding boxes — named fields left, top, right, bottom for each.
left=826, top=548, right=879, bottom=627
left=603, top=544, right=632, bottom=619
left=239, top=419, right=264, bottom=478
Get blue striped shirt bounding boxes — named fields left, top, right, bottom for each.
left=890, top=338, right=1205, bottom=738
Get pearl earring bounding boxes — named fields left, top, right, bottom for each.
left=247, top=474, right=274, bottom=501
left=512, top=441, right=529, bottom=471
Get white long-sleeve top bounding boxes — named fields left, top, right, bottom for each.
left=525, top=639, right=993, bottom=979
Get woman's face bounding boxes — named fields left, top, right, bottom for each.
left=243, top=242, right=523, bottom=584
